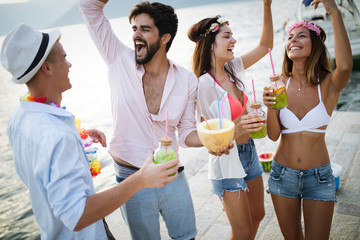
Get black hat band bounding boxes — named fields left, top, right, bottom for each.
left=17, top=33, right=49, bottom=80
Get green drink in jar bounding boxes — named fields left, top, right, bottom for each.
left=268, top=75, right=288, bottom=110
left=248, top=102, right=267, bottom=139
left=154, top=137, right=177, bottom=176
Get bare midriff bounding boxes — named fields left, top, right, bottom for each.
left=112, top=156, right=139, bottom=168
left=275, top=132, right=329, bottom=169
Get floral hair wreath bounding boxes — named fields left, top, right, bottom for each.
left=286, top=20, right=321, bottom=36
left=200, top=17, right=229, bottom=38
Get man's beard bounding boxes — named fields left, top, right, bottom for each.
left=135, top=38, right=161, bottom=65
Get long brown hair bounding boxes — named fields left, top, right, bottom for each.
left=282, top=22, right=332, bottom=85
left=188, top=16, right=244, bottom=90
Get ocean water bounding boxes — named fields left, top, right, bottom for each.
left=0, top=0, right=359, bottom=239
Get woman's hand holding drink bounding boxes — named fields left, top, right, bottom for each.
left=267, top=75, right=288, bottom=110
left=236, top=113, right=265, bottom=138
left=268, top=86, right=288, bottom=110
left=248, top=102, right=267, bottom=139
left=263, top=86, right=277, bottom=108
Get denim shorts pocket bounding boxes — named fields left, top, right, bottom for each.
left=269, top=166, right=283, bottom=181
left=315, top=168, right=334, bottom=184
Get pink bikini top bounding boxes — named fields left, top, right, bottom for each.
left=228, top=93, right=248, bottom=120
left=208, top=71, right=248, bottom=120
left=279, top=77, right=331, bottom=134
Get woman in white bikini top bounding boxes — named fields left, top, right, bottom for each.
left=279, top=76, right=331, bottom=134
left=262, top=0, right=353, bottom=239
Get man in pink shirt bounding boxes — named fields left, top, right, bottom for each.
left=80, top=0, right=207, bottom=239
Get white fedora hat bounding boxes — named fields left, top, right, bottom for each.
left=1, top=24, right=61, bottom=84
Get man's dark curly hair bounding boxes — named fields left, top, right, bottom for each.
left=129, top=1, right=178, bottom=52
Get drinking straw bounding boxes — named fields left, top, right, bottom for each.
left=268, top=48, right=275, bottom=76
left=221, top=95, right=226, bottom=122
left=165, top=109, right=169, bottom=139
left=251, top=79, right=258, bottom=113
left=268, top=48, right=277, bottom=88
left=251, top=79, right=257, bottom=103
left=195, top=99, right=211, bottom=129
left=165, top=109, right=168, bottom=154
left=218, top=91, right=226, bottom=129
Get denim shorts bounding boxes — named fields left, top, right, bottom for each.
left=116, top=171, right=197, bottom=240
left=211, top=139, right=263, bottom=197
left=267, top=160, right=337, bottom=202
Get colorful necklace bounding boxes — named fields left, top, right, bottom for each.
left=75, top=120, right=102, bottom=178
left=20, top=92, right=59, bottom=108
left=20, top=92, right=102, bottom=178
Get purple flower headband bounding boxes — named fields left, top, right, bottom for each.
left=287, top=20, right=321, bottom=36
left=200, top=17, right=229, bottom=38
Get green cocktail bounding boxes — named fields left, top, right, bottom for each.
left=249, top=120, right=267, bottom=139
left=269, top=86, right=288, bottom=110
left=154, top=137, right=177, bottom=176
left=154, top=148, right=177, bottom=163
left=248, top=103, right=267, bottom=139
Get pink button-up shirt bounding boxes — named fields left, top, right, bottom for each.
left=80, top=0, right=198, bottom=167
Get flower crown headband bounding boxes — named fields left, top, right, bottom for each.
left=200, top=17, right=229, bottom=38
left=287, top=20, right=321, bottom=36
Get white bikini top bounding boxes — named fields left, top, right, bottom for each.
left=279, top=77, right=331, bottom=134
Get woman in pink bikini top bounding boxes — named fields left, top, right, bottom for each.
left=188, top=2, right=274, bottom=238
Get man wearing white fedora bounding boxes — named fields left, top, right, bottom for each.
left=1, top=23, right=180, bottom=239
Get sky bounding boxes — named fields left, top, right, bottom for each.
left=1, top=0, right=359, bottom=36
left=0, top=0, right=76, bottom=36
left=0, top=0, right=242, bottom=36
left=0, top=0, right=29, bottom=3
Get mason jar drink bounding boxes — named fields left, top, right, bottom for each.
left=268, top=75, right=288, bottom=110
left=248, top=102, right=267, bottom=139
left=154, top=137, right=177, bottom=176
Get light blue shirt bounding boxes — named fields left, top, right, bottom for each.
left=7, top=101, right=107, bottom=239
